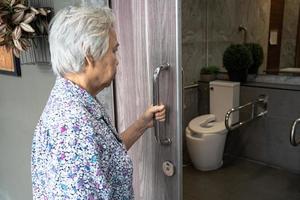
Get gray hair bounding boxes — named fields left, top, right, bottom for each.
left=49, top=6, right=115, bottom=76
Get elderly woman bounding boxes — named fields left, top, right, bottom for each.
left=31, top=6, right=166, bottom=199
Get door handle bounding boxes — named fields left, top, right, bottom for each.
left=290, top=118, right=300, bottom=146
left=153, top=63, right=171, bottom=145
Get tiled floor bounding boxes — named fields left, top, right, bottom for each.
left=183, top=157, right=300, bottom=200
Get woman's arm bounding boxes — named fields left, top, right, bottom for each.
left=120, top=105, right=166, bottom=150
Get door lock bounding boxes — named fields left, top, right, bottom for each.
left=162, top=161, right=175, bottom=177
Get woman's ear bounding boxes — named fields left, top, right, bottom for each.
left=85, top=55, right=95, bottom=68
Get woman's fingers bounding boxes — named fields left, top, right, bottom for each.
left=155, top=116, right=165, bottom=122
left=154, top=105, right=166, bottom=121
left=156, top=105, right=165, bottom=111
left=155, top=108, right=165, bottom=115
left=155, top=110, right=165, bottom=118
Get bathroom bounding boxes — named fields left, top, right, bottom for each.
left=183, top=0, right=300, bottom=199
left=0, top=0, right=300, bottom=199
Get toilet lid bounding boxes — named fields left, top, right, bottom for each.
left=188, top=114, right=227, bottom=135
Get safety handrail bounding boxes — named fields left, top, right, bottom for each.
left=153, top=63, right=172, bottom=145
left=225, top=94, right=268, bottom=131
left=290, top=118, right=300, bottom=146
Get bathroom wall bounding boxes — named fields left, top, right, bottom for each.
left=206, top=0, right=270, bottom=74
left=280, top=0, right=300, bottom=68
left=0, top=1, right=111, bottom=199
left=182, top=0, right=271, bottom=87
left=197, top=82, right=300, bottom=173
left=226, top=83, right=300, bottom=173
left=182, top=0, right=207, bottom=86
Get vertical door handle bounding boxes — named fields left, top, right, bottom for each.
left=291, top=118, right=300, bottom=146
left=153, top=63, right=172, bottom=145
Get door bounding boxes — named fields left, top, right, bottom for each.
left=266, top=0, right=285, bottom=74
left=111, top=0, right=182, bottom=200
left=296, top=6, right=300, bottom=68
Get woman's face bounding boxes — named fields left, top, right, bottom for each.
left=87, top=29, right=119, bottom=93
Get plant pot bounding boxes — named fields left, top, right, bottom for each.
left=200, top=74, right=216, bottom=82
left=227, top=69, right=248, bottom=82
left=248, top=65, right=259, bottom=74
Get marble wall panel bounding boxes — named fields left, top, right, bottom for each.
left=207, top=0, right=270, bottom=73
left=182, top=0, right=207, bottom=85
left=182, top=0, right=271, bottom=85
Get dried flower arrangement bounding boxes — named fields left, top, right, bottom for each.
left=0, top=0, right=52, bottom=57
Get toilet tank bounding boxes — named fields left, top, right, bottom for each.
left=209, top=80, right=240, bottom=124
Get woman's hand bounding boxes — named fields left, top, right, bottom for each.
left=121, top=105, right=166, bottom=150
left=141, top=104, right=166, bottom=128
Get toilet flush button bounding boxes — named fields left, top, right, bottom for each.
left=162, top=161, right=175, bottom=177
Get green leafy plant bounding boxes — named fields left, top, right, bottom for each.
left=0, top=0, right=52, bottom=57
left=244, top=43, right=264, bottom=74
left=223, top=44, right=253, bottom=72
left=200, top=65, right=220, bottom=75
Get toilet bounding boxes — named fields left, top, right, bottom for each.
left=186, top=80, right=240, bottom=171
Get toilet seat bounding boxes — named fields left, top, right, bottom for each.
left=188, top=114, right=227, bottom=135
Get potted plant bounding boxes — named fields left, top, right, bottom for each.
left=0, top=0, right=52, bottom=57
left=222, top=44, right=253, bottom=82
left=200, top=65, right=220, bottom=82
left=244, top=43, right=264, bottom=75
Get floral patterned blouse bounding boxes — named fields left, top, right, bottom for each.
left=31, top=77, right=134, bottom=200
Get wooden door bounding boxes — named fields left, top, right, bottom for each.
left=111, top=0, right=182, bottom=199
left=296, top=6, right=300, bottom=68
left=266, top=0, right=285, bottom=74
